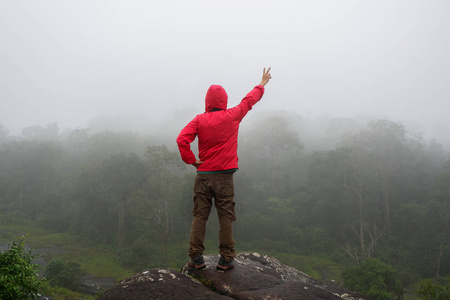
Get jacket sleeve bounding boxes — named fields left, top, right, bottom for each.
left=176, top=116, right=198, bottom=164
left=229, top=85, right=265, bottom=121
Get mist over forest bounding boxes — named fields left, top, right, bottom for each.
left=1, top=108, right=449, bottom=298
left=2, top=106, right=450, bottom=153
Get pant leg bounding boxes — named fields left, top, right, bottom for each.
left=189, top=175, right=213, bottom=258
left=211, top=173, right=236, bottom=261
left=218, top=221, right=235, bottom=261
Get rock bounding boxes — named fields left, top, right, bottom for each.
left=182, top=253, right=349, bottom=300
left=97, top=268, right=232, bottom=300
left=99, top=253, right=371, bottom=300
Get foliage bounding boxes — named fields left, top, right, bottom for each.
left=267, top=251, right=342, bottom=282
left=287, top=226, right=338, bottom=256
left=118, top=235, right=161, bottom=271
left=0, top=118, right=450, bottom=297
left=68, top=152, right=147, bottom=246
left=342, top=258, right=402, bottom=300
left=415, top=278, right=450, bottom=300
left=0, top=235, right=45, bottom=300
left=242, top=115, right=303, bottom=195
left=45, top=258, right=86, bottom=291
left=45, top=285, right=96, bottom=300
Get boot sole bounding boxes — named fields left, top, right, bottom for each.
left=216, top=264, right=234, bottom=271
left=189, top=262, right=206, bottom=270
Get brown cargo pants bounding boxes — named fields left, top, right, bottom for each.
left=188, top=172, right=236, bottom=262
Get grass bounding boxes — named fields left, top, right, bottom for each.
left=0, top=220, right=135, bottom=281
left=44, top=285, right=97, bottom=300
left=234, top=241, right=344, bottom=282
left=272, top=251, right=342, bottom=282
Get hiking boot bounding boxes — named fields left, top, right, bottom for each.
left=188, top=255, right=206, bottom=270
left=216, top=255, right=234, bottom=271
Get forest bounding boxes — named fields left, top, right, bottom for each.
left=0, top=111, right=449, bottom=298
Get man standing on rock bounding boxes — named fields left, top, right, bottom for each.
left=176, top=68, right=272, bottom=270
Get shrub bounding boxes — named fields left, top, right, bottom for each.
left=45, top=258, right=86, bottom=291
left=416, top=278, right=450, bottom=300
left=0, top=235, right=45, bottom=300
left=342, top=258, right=402, bottom=300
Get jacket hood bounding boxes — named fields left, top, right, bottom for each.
left=205, top=85, right=228, bottom=112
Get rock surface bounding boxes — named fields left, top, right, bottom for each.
left=98, top=253, right=370, bottom=300
left=98, top=268, right=231, bottom=300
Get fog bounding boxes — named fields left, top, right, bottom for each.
left=1, top=1, right=449, bottom=146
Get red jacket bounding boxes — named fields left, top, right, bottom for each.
left=176, top=85, right=265, bottom=172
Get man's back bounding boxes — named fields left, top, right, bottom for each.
left=177, top=84, right=265, bottom=172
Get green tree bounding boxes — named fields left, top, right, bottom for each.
left=341, top=119, right=425, bottom=234
left=0, top=140, right=63, bottom=219
left=243, top=115, right=303, bottom=195
left=429, top=160, right=450, bottom=277
left=265, top=196, right=295, bottom=246
left=305, top=119, right=427, bottom=260
left=393, top=159, right=450, bottom=278
left=342, top=258, right=402, bottom=300
left=128, top=145, right=186, bottom=263
left=45, top=258, right=86, bottom=291
left=305, top=147, right=363, bottom=244
left=0, top=236, right=45, bottom=300
left=70, top=152, right=147, bottom=247
left=416, top=278, right=450, bottom=300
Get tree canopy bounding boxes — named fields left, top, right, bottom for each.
left=0, top=116, right=449, bottom=298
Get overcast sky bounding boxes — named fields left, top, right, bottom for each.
left=1, top=0, right=449, bottom=142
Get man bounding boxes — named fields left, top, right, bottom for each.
left=176, top=68, right=272, bottom=270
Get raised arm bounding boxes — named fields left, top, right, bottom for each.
left=228, top=67, right=272, bottom=121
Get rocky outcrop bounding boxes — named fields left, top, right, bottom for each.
left=97, top=268, right=230, bottom=299
left=98, top=253, right=370, bottom=300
